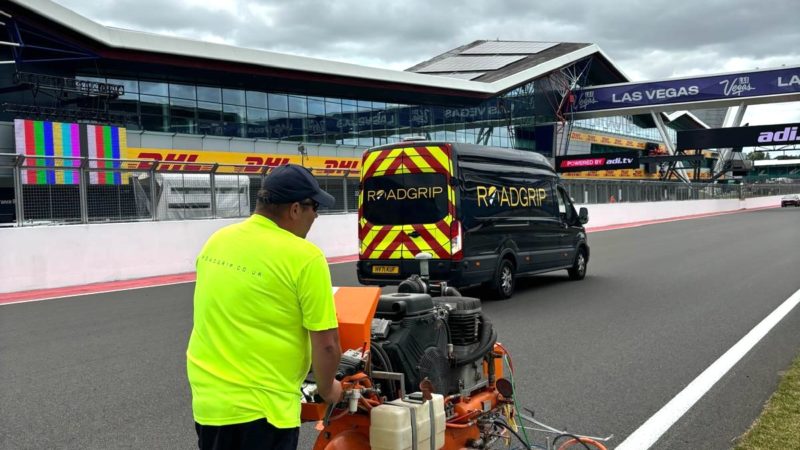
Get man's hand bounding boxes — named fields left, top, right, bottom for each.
left=318, top=379, right=342, bottom=405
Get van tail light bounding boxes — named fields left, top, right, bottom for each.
left=451, top=220, right=463, bottom=261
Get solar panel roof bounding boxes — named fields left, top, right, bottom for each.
left=461, top=41, right=559, bottom=55
left=429, top=72, right=486, bottom=80
left=417, top=55, right=526, bottom=72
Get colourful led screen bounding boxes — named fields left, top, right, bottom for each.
left=14, top=119, right=128, bottom=185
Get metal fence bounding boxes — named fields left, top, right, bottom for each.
left=2, top=154, right=799, bottom=227
left=561, top=178, right=800, bottom=204
left=1, top=155, right=358, bottom=226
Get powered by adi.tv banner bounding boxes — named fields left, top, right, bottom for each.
left=121, top=148, right=361, bottom=177
left=555, top=151, right=640, bottom=173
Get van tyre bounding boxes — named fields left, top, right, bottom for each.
left=489, top=258, right=515, bottom=300
left=568, top=248, right=587, bottom=281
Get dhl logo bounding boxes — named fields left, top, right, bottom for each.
left=121, top=151, right=360, bottom=176
left=128, top=152, right=216, bottom=171
left=319, top=159, right=359, bottom=175
left=234, top=157, right=359, bottom=174
left=232, top=156, right=292, bottom=173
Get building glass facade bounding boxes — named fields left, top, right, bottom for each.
left=573, top=116, right=675, bottom=143
left=72, top=75, right=546, bottom=152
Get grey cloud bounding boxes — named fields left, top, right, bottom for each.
left=53, top=0, right=800, bottom=81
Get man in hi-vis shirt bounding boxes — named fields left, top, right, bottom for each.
left=187, top=164, right=341, bottom=450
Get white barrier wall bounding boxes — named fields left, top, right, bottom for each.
left=0, top=196, right=784, bottom=294
left=1, top=213, right=357, bottom=294
left=580, top=195, right=782, bottom=229
left=581, top=199, right=741, bottom=228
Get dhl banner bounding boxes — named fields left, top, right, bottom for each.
left=569, top=130, right=717, bottom=158
left=569, top=131, right=658, bottom=152
left=120, top=148, right=360, bottom=177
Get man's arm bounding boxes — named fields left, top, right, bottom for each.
left=309, top=328, right=342, bottom=404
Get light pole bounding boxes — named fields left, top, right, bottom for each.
left=297, top=143, right=307, bottom=167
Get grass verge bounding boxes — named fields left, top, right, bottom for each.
left=733, top=352, right=800, bottom=449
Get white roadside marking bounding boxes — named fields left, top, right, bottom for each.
left=616, top=287, right=800, bottom=450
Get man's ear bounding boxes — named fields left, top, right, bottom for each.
left=288, top=202, right=301, bottom=220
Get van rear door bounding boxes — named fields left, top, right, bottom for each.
left=359, top=144, right=455, bottom=262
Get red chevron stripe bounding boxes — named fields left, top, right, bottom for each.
left=412, top=225, right=450, bottom=259
left=383, top=155, right=404, bottom=176
left=415, top=146, right=449, bottom=174
left=378, top=234, right=404, bottom=259
left=363, top=226, right=392, bottom=257
left=402, top=153, right=423, bottom=173
left=404, top=236, right=421, bottom=256
left=359, top=221, right=372, bottom=240
left=363, top=150, right=392, bottom=179
left=435, top=220, right=450, bottom=237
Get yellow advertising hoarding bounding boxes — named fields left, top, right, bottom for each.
left=120, top=148, right=361, bottom=177
left=566, top=131, right=715, bottom=179
left=569, top=131, right=656, bottom=151
left=561, top=170, right=713, bottom=180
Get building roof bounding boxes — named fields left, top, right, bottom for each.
left=665, top=111, right=711, bottom=130
left=8, top=0, right=629, bottom=101
left=407, top=40, right=626, bottom=85
left=753, top=159, right=800, bottom=167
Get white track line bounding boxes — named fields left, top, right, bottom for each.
left=616, top=287, right=800, bottom=450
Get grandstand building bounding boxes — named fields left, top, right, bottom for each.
left=750, top=159, right=800, bottom=183
left=0, top=0, right=712, bottom=196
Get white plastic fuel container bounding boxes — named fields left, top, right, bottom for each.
left=369, top=393, right=445, bottom=450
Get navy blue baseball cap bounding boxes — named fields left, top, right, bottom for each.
left=261, top=164, right=335, bottom=207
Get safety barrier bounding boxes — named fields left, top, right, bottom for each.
left=0, top=195, right=789, bottom=294
left=0, top=154, right=358, bottom=226
left=3, top=154, right=800, bottom=227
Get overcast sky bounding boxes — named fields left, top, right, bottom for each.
left=53, top=0, right=800, bottom=129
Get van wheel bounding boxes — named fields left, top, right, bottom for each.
left=568, top=248, right=588, bottom=281
left=489, top=258, right=515, bottom=300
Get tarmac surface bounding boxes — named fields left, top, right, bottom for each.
left=1, top=207, right=799, bottom=449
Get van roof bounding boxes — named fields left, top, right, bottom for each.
left=366, top=141, right=555, bottom=174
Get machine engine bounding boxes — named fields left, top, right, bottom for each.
left=370, top=292, right=497, bottom=397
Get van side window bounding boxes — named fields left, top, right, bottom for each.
left=556, top=189, right=567, bottom=215
left=557, top=187, right=575, bottom=223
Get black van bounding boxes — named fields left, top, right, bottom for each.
left=356, top=141, right=589, bottom=298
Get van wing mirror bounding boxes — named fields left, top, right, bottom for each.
left=578, top=207, right=589, bottom=225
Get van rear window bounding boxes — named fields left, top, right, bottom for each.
left=362, top=173, right=448, bottom=225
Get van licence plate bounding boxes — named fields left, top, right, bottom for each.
left=372, top=265, right=399, bottom=274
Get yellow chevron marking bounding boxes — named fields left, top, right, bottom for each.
left=372, top=148, right=404, bottom=176
left=427, top=146, right=451, bottom=173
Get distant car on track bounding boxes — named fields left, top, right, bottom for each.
left=781, top=194, right=800, bottom=207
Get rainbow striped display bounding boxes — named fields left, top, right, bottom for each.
left=14, top=119, right=128, bottom=185
left=87, top=123, right=126, bottom=185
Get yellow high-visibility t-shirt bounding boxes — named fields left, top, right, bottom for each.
left=187, top=214, right=338, bottom=428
